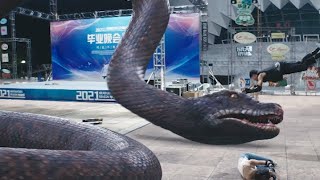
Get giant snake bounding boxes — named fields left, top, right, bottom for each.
left=0, top=0, right=283, bottom=179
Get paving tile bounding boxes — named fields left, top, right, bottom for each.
left=208, top=170, right=241, bottom=180
left=156, top=147, right=196, bottom=164
left=160, top=163, right=182, bottom=178
left=3, top=95, right=320, bottom=179
left=174, top=164, right=214, bottom=177
left=169, top=175, right=208, bottom=180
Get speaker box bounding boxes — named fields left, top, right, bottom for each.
left=166, top=87, right=182, bottom=96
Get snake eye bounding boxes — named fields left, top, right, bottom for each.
left=230, top=94, right=238, bottom=99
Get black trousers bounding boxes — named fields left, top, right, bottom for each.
left=279, top=61, right=309, bottom=75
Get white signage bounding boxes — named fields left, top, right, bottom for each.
left=267, top=43, right=290, bottom=61
left=87, top=33, right=124, bottom=45
left=0, top=26, right=8, bottom=36
left=1, top=43, right=8, bottom=51
left=0, top=89, right=25, bottom=99
left=234, top=32, right=257, bottom=44
left=267, top=43, right=290, bottom=55
left=2, top=69, right=10, bottom=73
left=236, top=46, right=252, bottom=57
left=2, top=53, right=9, bottom=62
left=303, top=66, right=319, bottom=80
left=239, top=77, right=246, bottom=88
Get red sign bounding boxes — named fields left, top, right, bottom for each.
left=306, top=80, right=316, bottom=90
left=1, top=73, right=11, bottom=79
left=302, top=66, right=320, bottom=80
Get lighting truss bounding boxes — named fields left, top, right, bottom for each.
left=188, top=0, right=208, bottom=10
left=14, top=7, right=52, bottom=20
left=58, top=6, right=202, bottom=21
left=58, top=9, right=133, bottom=21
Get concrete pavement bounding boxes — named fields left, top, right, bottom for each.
left=1, top=95, right=320, bottom=179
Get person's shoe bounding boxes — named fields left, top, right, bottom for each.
left=315, top=51, right=320, bottom=60
left=266, top=160, right=277, bottom=168
left=305, top=52, right=320, bottom=66
left=302, top=48, right=320, bottom=64
left=303, top=52, right=320, bottom=66
left=312, top=47, right=320, bottom=55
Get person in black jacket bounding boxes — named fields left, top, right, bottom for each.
left=243, top=48, right=320, bottom=94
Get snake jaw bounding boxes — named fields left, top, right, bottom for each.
left=214, top=108, right=283, bottom=131
left=196, top=107, right=283, bottom=144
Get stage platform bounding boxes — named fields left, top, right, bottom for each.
left=0, top=80, right=115, bottom=102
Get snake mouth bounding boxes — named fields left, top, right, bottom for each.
left=219, top=112, right=283, bottom=130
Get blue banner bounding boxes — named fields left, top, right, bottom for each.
left=51, top=17, right=131, bottom=81
left=0, top=88, right=115, bottom=102
left=50, top=14, right=200, bottom=84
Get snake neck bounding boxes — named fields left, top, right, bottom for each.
left=108, top=0, right=192, bottom=129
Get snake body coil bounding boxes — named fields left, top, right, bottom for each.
left=0, top=0, right=167, bottom=179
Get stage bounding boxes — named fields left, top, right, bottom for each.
left=0, top=80, right=115, bottom=102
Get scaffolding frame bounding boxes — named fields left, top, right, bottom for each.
left=200, top=11, right=208, bottom=85
left=49, top=0, right=58, bottom=21
left=9, top=12, right=17, bottom=79
left=148, top=36, right=166, bottom=90
left=201, top=16, right=209, bottom=51
left=1, top=1, right=209, bottom=92
left=205, top=29, right=320, bottom=93
left=15, top=7, right=52, bottom=20
left=221, top=24, right=294, bottom=84
left=0, top=38, right=32, bottom=79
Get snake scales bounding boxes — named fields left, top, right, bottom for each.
left=0, top=0, right=284, bottom=178
left=0, top=0, right=168, bottom=179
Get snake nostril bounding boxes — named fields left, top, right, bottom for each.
left=274, top=104, right=284, bottom=116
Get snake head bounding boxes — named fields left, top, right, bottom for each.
left=190, top=90, right=283, bottom=144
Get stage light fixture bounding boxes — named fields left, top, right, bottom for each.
left=231, top=0, right=237, bottom=4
